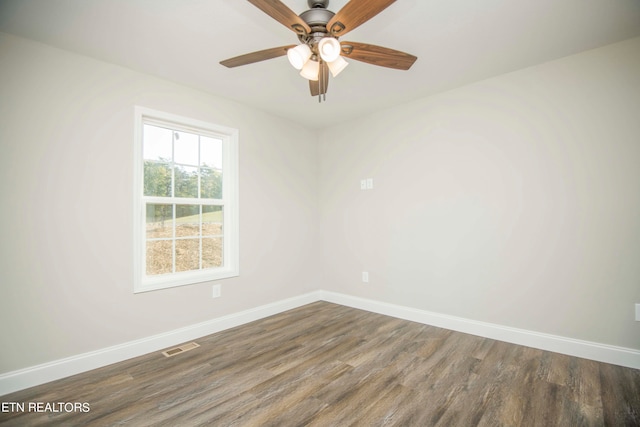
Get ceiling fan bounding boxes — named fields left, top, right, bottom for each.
left=220, top=0, right=417, bottom=102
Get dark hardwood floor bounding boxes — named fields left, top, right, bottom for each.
left=1, top=301, right=639, bottom=426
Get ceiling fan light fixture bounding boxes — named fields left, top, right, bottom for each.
left=327, top=56, right=349, bottom=77
left=221, top=0, right=418, bottom=100
left=318, top=37, right=341, bottom=62
left=287, top=44, right=312, bottom=70
left=300, top=58, right=320, bottom=81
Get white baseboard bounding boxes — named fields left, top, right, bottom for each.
left=2, top=289, right=638, bottom=396
left=0, top=291, right=321, bottom=396
left=318, top=290, right=640, bottom=370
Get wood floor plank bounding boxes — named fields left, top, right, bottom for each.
left=1, top=301, right=638, bottom=426
left=599, top=362, right=640, bottom=425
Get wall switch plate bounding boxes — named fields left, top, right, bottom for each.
left=366, top=178, right=373, bottom=189
left=360, top=179, right=367, bottom=190
left=636, top=304, right=640, bottom=321
left=362, top=272, right=369, bottom=283
left=212, top=284, right=221, bottom=298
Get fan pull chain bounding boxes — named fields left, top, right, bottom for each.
left=318, top=60, right=323, bottom=103
left=318, top=60, right=326, bottom=103
left=324, top=66, right=327, bottom=102
left=322, top=62, right=326, bottom=102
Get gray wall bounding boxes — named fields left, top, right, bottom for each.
left=318, top=37, right=640, bottom=350
left=0, top=33, right=320, bottom=374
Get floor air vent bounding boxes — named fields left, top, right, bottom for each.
left=162, top=342, right=200, bottom=357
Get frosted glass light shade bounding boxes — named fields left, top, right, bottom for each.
left=327, top=56, right=349, bottom=77
left=318, top=37, right=341, bottom=62
left=287, top=44, right=312, bottom=70
left=300, top=59, right=319, bottom=80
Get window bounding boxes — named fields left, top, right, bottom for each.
left=133, top=107, right=238, bottom=292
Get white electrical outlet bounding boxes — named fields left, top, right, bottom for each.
left=362, top=271, right=369, bottom=283
left=635, top=303, right=640, bottom=321
left=212, top=284, right=221, bottom=298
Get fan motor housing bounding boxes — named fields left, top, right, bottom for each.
left=298, top=5, right=335, bottom=47
left=299, top=8, right=334, bottom=28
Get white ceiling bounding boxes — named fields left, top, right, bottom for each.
left=2, top=0, right=640, bottom=129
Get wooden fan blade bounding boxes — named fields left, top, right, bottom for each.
left=247, top=0, right=311, bottom=35
left=341, top=41, right=417, bottom=70
left=220, top=45, right=295, bottom=68
left=327, top=0, right=396, bottom=37
left=309, top=62, right=329, bottom=97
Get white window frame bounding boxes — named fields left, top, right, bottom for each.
left=133, top=106, right=239, bottom=293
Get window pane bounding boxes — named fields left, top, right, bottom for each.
left=203, top=205, right=223, bottom=236
left=176, top=238, right=200, bottom=272
left=176, top=205, right=199, bottom=237
left=143, top=124, right=172, bottom=161
left=146, top=240, right=173, bottom=275
left=174, top=165, right=198, bottom=198
left=174, top=130, right=199, bottom=166
left=201, top=168, right=222, bottom=199
left=144, top=161, right=172, bottom=197
left=146, top=204, right=173, bottom=239
left=203, top=237, right=223, bottom=268
left=201, top=136, right=223, bottom=169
